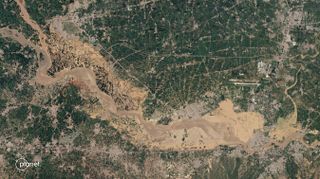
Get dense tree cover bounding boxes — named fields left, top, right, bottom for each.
left=0, top=38, right=36, bottom=95
left=78, top=0, right=287, bottom=121
left=25, top=0, right=74, bottom=26
left=0, top=35, right=150, bottom=176
left=288, top=0, right=320, bottom=142
left=0, top=1, right=35, bottom=37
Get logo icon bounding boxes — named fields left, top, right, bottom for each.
left=15, top=157, right=40, bottom=171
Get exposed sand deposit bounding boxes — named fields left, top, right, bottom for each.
left=137, top=99, right=264, bottom=150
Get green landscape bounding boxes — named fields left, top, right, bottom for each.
left=0, top=0, right=319, bottom=178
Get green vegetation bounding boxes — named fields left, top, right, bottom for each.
left=27, top=108, right=54, bottom=144
left=285, top=155, right=298, bottom=179
left=304, top=133, right=320, bottom=144
left=0, top=36, right=151, bottom=176
left=157, top=116, right=172, bottom=125
left=0, top=99, right=6, bottom=112
left=0, top=1, right=35, bottom=37
left=286, top=0, right=320, bottom=141
left=63, top=21, right=81, bottom=35
left=192, top=153, right=264, bottom=179
left=25, top=0, right=73, bottom=26
left=79, top=0, right=282, bottom=118
left=8, top=105, right=29, bottom=121
left=0, top=37, right=37, bottom=95
left=0, top=116, right=8, bottom=131
left=160, top=151, right=179, bottom=160
left=1, top=0, right=320, bottom=178
left=54, top=84, right=88, bottom=136
left=192, top=142, right=320, bottom=179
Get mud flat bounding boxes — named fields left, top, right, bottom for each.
left=131, top=99, right=265, bottom=150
